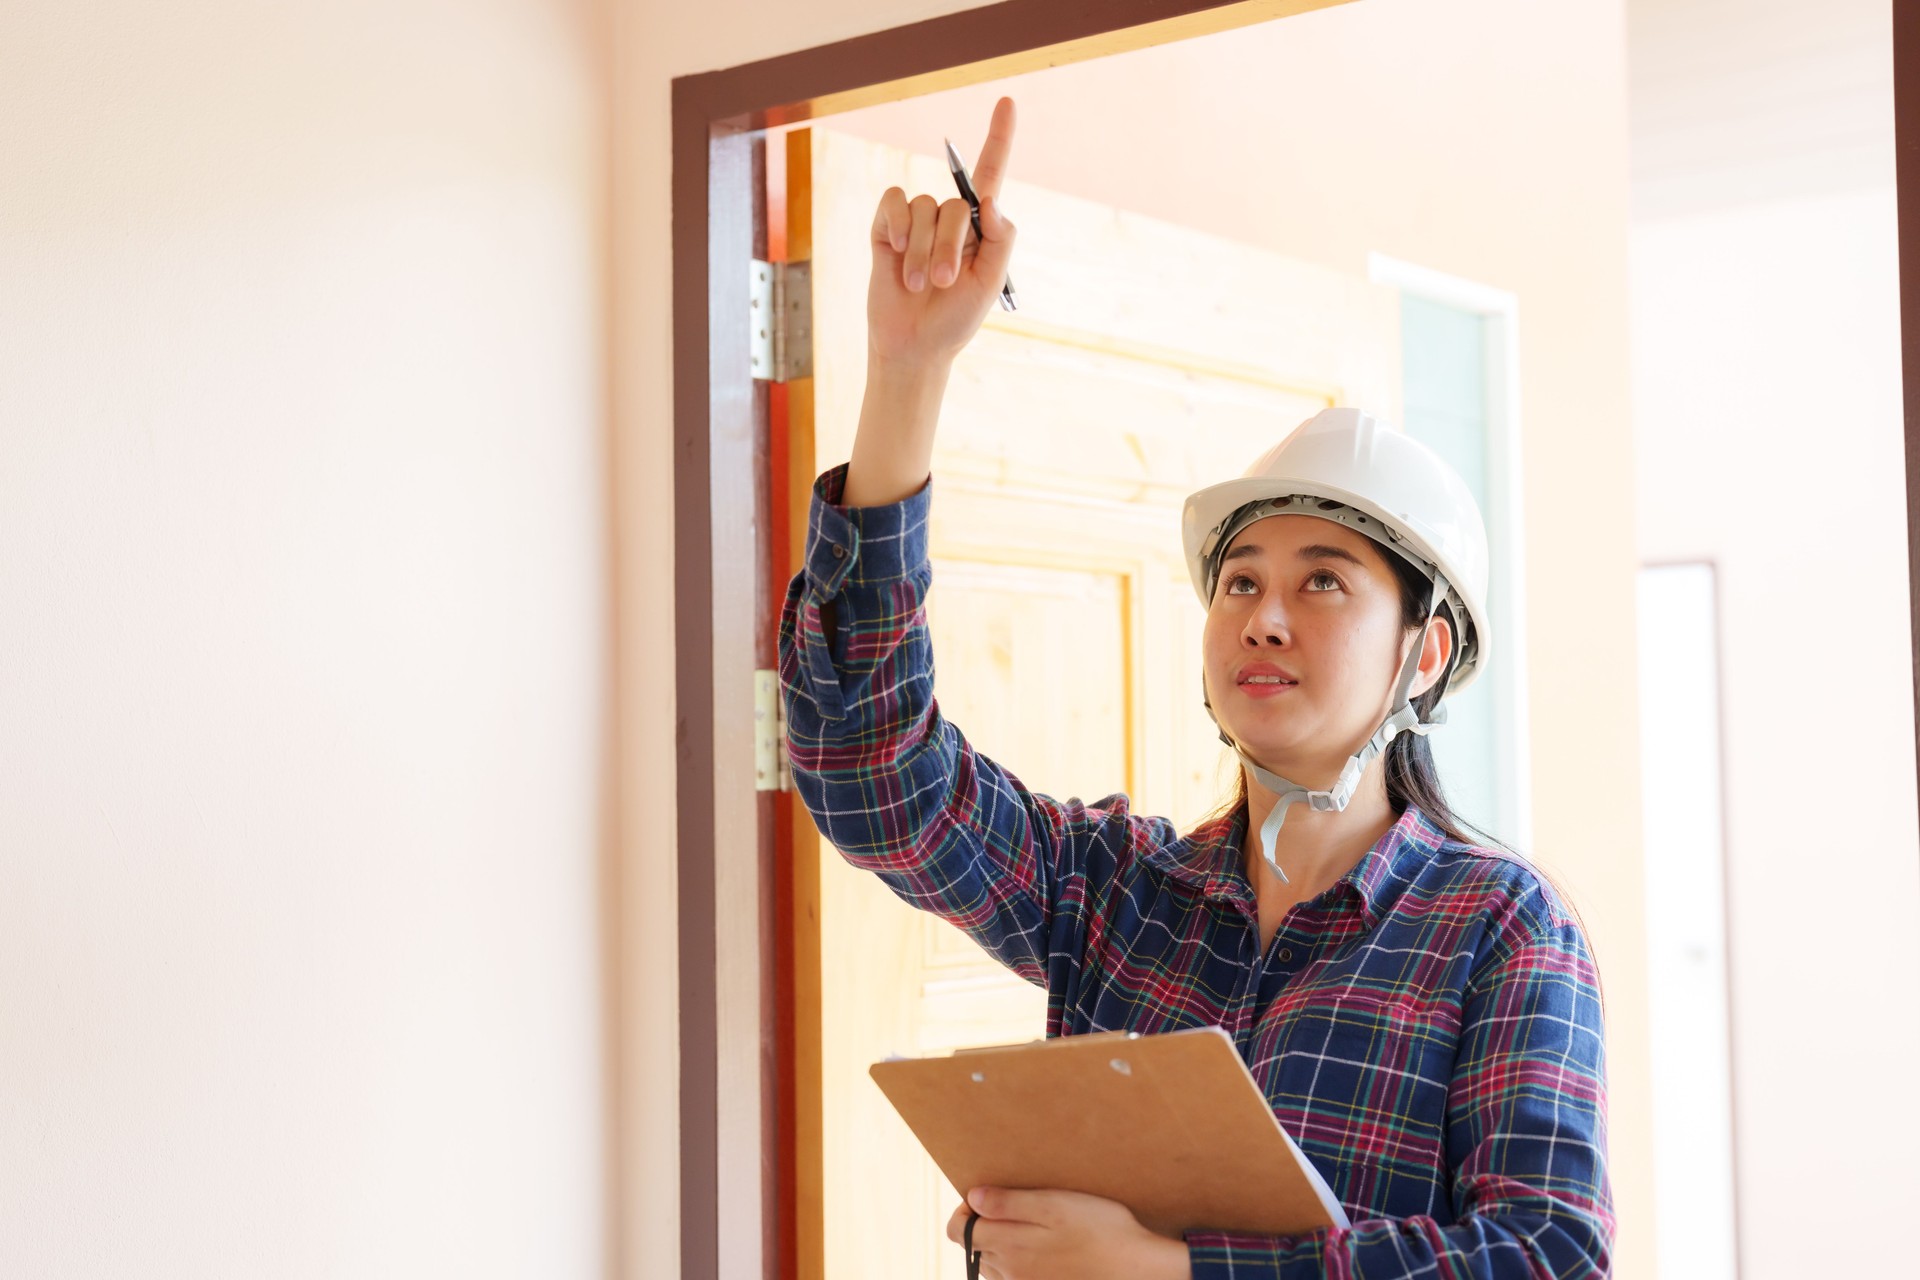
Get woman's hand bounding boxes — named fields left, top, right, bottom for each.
left=842, top=96, right=1018, bottom=508
left=945, top=1186, right=1192, bottom=1280
left=867, top=95, right=1019, bottom=370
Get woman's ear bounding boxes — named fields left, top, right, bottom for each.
left=1410, top=615, right=1455, bottom=699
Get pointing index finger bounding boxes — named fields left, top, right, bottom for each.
left=970, top=96, right=1016, bottom=203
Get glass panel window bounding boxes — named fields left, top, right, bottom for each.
left=1399, top=296, right=1501, bottom=841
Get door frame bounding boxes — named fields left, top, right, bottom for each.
left=670, top=7, right=1356, bottom=1278
left=671, top=3, right=1920, bottom=1278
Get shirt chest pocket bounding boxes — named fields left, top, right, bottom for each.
left=1274, top=989, right=1461, bottom=1120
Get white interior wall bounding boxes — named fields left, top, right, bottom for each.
left=1631, top=185, right=1918, bottom=1280
left=1629, top=0, right=1894, bottom=218
left=1627, top=2, right=1919, bottom=1277
left=0, top=2, right=613, bottom=1275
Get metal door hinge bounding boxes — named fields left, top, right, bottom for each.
left=755, top=668, right=792, bottom=792
left=750, top=259, right=812, bottom=383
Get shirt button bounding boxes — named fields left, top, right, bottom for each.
left=1278, top=947, right=1293, bottom=963
left=830, top=544, right=846, bottom=559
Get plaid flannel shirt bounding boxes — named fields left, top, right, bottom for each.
left=777, top=461, right=1615, bottom=1279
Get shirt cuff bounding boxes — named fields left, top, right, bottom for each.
left=802, top=461, right=931, bottom=599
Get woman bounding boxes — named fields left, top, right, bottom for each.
left=777, top=96, right=1613, bottom=1280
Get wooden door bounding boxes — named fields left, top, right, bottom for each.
left=778, top=124, right=1402, bottom=1280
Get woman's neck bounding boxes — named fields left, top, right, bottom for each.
left=1240, top=758, right=1398, bottom=899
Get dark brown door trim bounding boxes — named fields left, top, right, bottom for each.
left=1896, top=0, right=1920, bottom=851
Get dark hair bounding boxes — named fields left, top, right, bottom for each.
left=1378, top=552, right=1514, bottom=854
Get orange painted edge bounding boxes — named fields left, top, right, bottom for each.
left=782, top=125, right=825, bottom=1280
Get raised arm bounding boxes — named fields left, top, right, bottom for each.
left=778, top=98, right=1156, bottom=984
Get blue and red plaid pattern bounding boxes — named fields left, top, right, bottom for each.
left=778, top=462, right=1614, bottom=1279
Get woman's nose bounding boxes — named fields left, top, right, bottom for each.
left=1241, top=597, right=1291, bottom=646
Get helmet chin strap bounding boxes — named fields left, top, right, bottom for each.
left=1202, top=574, right=1455, bottom=886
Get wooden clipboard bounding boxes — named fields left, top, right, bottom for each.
left=868, top=1025, right=1350, bottom=1238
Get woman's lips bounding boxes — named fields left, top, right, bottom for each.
left=1237, top=678, right=1298, bottom=699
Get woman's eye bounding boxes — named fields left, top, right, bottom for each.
left=1225, top=570, right=1340, bottom=596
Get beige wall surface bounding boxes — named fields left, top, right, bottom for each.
left=634, top=1, right=1651, bottom=1277
left=1628, top=2, right=1918, bottom=1276
left=1629, top=0, right=1894, bottom=218
left=2, top=1, right=614, bottom=1275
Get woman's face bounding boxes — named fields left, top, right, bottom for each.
left=1202, top=512, right=1451, bottom=781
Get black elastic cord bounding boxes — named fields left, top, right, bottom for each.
left=964, top=1210, right=982, bottom=1280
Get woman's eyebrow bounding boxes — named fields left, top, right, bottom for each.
left=1222, top=542, right=1366, bottom=568
left=1300, top=543, right=1367, bottom=567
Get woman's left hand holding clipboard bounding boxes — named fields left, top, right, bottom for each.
left=945, top=1186, right=1192, bottom=1279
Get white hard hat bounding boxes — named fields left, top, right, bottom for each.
left=1181, top=406, right=1492, bottom=694
left=1178, top=407, right=1494, bottom=882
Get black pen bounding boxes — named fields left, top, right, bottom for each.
left=943, top=137, right=1018, bottom=312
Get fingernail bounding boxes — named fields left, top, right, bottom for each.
left=933, top=264, right=953, bottom=286
left=892, top=235, right=906, bottom=253
left=908, top=269, right=925, bottom=291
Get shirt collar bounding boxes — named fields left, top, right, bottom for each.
left=1146, top=802, right=1448, bottom=928
left=1141, top=808, right=1249, bottom=904
left=1343, top=804, right=1448, bottom=927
